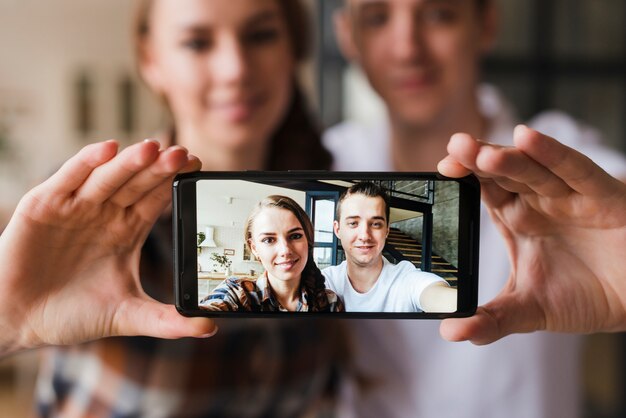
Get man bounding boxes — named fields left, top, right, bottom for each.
left=322, top=181, right=456, bottom=312
left=324, top=0, right=626, bottom=417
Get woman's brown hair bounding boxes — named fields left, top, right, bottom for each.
left=244, top=195, right=332, bottom=312
left=133, top=0, right=332, bottom=170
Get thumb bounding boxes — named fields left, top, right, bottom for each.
left=440, top=293, right=545, bottom=345
left=115, top=298, right=218, bottom=339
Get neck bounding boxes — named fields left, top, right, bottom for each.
left=389, top=101, right=486, bottom=171
left=173, top=126, right=268, bottom=171
left=266, top=272, right=301, bottom=311
left=346, top=257, right=384, bottom=293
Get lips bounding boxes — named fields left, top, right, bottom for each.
left=392, top=70, right=438, bottom=92
left=274, top=258, right=300, bottom=271
left=211, top=94, right=266, bottom=123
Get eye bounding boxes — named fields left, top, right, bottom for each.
left=261, top=237, right=275, bottom=244
left=289, top=233, right=304, bottom=240
left=244, top=27, right=280, bottom=46
left=420, top=6, right=458, bottom=25
left=358, top=7, right=390, bottom=30
left=181, top=37, right=212, bottom=52
left=371, top=222, right=383, bottom=228
left=347, top=221, right=358, bottom=228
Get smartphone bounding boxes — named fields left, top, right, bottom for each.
left=173, top=172, right=479, bottom=319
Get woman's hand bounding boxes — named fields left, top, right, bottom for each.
left=0, top=140, right=217, bottom=356
left=437, top=125, right=626, bottom=345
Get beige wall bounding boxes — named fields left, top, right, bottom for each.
left=0, top=0, right=164, bottom=210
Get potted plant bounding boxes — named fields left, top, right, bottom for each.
left=197, top=232, right=206, bottom=254
left=210, top=253, right=232, bottom=276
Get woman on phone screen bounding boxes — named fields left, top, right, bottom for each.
left=200, top=195, right=344, bottom=312
left=35, top=1, right=352, bottom=417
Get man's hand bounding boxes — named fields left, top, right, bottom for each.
left=437, top=125, right=626, bottom=345
left=0, top=140, right=216, bottom=356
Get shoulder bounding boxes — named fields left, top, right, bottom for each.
left=383, top=260, right=419, bottom=276
left=322, top=262, right=346, bottom=279
left=206, top=277, right=258, bottom=300
left=528, top=110, right=596, bottom=147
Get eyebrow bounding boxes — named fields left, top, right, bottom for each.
left=352, top=0, right=457, bottom=10
left=257, top=227, right=304, bottom=237
left=246, top=9, right=281, bottom=27
left=344, top=215, right=386, bottom=221
left=177, top=9, right=280, bottom=33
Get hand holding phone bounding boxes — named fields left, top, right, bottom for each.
left=174, top=172, right=480, bottom=318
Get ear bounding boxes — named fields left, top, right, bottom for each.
left=248, top=239, right=259, bottom=259
left=478, top=0, right=499, bottom=54
left=137, top=38, right=167, bottom=95
left=333, top=8, right=360, bottom=62
left=333, top=220, right=341, bottom=238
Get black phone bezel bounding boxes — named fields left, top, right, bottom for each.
left=173, top=171, right=479, bottom=319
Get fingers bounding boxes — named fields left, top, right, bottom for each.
left=439, top=293, right=546, bottom=345
left=115, top=298, right=218, bottom=339
left=437, top=155, right=472, bottom=178
left=514, top=125, right=619, bottom=197
left=440, top=307, right=503, bottom=345
left=445, top=132, right=572, bottom=199
left=475, top=145, right=570, bottom=198
left=129, top=154, right=202, bottom=224
left=44, top=140, right=119, bottom=196
left=75, top=140, right=162, bottom=204
left=109, top=146, right=196, bottom=208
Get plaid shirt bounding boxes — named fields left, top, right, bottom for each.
left=35, top=216, right=352, bottom=418
left=199, top=274, right=345, bottom=312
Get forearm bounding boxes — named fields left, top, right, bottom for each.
left=420, top=283, right=457, bottom=313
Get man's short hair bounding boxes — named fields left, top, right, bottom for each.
left=336, top=181, right=390, bottom=223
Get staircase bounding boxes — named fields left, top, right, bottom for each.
left=386, top=228, right=458, bottom=286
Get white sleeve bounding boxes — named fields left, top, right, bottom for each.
left=396, top=261, right=448, bottom=311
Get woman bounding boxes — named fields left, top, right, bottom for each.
left=35, top=1, right=351, bottom=417
left=201, top=195, right=344, bottom=312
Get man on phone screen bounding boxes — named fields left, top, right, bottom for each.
left=322, top=182, right=456, bottom=312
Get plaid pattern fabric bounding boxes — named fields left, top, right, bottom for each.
left=199, top=274, right=345, bottom=312
left=34, top=216, right=352, bottom=418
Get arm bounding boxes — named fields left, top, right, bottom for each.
left=420, top=282, right=457, bottom=313
left=437, top=125, right=626, bottom=345
left=0, top=140, right=217, bottom=357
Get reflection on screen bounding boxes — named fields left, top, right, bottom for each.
left=195, top=179, right=459, bottom=313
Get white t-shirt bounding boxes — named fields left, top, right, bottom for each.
left=322, top=259, right=447, bottom=312
left=324, top=85, right=626, bottom=418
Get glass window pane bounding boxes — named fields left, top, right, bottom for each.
left=553, top=0, right=625, bottom=58
left=551, top=78, right=625, bottom=153
left=313, top=199, right=335, bottom=243
left=491, top=0, right=534, bottom=56
left=314, top=247, right=333, bottom=270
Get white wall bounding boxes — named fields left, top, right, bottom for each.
left=196, top=180, right=306, bottom=274
left=0, top=0, right=164, bottom=211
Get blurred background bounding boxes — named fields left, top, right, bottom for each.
left=1, top=0, right=625, bottom=417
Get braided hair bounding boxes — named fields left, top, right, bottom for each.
left=244, top=195, right=331, bottom=312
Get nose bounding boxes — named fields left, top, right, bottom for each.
left=276, top=238, right=293, bottom=257
left=356, top=224, right=372, bottom=242
left=209, top=34, right=249, bottom=85
left=389, top=12, right=423, bottom=63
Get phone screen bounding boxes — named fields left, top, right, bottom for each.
left=174, top=172, right=479, bottom=318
